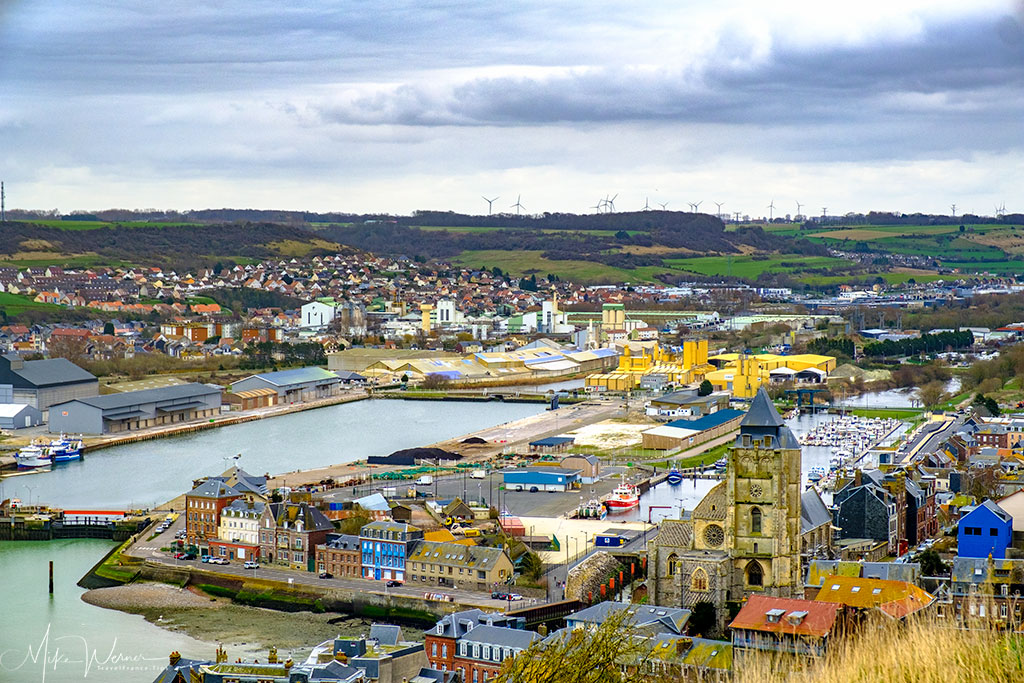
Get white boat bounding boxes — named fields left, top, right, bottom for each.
left=15, top=445, right=52, bottom=469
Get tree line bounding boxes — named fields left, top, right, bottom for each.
left=862, top=329, right=974, bottom=358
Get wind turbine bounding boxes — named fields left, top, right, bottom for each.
left=605, top=194, right=617, bottom=212
left=643, top=197, right=652, bottom=211
left=795, top=201, right=804, bottom=219
left=950, top=203, right=957, bottom=217
left=766, top=199, right=775, bottom=221
left=658, top=202, right=669, bottom=210
left=482, top=196, right=499, bottom=215
left=713, top=201, right=724, bottom=219
left=591, top=200, right=605, bottom=213
left=821, top=207, right=828, bottom=220
left=511, top=195, right=525, bottom=215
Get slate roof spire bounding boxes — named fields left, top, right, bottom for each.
left=741, top=387, right=784, bottom=428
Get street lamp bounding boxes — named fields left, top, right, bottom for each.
left=23, top=484, right=36, bottom=509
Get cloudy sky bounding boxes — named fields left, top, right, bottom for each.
left=1, top=1, right=1022, bottom=217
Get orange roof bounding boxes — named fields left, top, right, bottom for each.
left=814, top=575, right=934, bottom=619
left=729, top=595, right=841, bottom=638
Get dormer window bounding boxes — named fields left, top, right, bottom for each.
left=436, top=624, right=444, bottom=635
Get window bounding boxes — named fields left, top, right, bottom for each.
left=442, top=644, right=447, bottom=658
left=746, top=560, right=763, bottom=587
left=691, top=567, right=708, bottom=592
left=990, top=528, right=999, bottom=536
left=667, top=553, right=678, bottom=576
left=432, top=643, right=437, bottom=656
left=751, top=507, right=762, bottom=534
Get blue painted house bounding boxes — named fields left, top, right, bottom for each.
left=957, top=500, right=1012, bottom=559
left=359, top=521, right=423, bottom=581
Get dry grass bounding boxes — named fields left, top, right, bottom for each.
left=734, top=618, right=1024, bottom=683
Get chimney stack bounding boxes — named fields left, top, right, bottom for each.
left=169, top=651, right=181, bottom=666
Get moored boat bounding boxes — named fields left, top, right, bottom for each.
left=15, top=445, right=52, bottom=469
left=47, top=435, right=84, bottom=463
left=578, top=499, right=607, bottom=520
left=606, top=483, right=640, bottom=510
left=666, top=467, right=683, bottom=485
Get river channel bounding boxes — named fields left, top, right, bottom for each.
left=0, top=400, right=543, bottom=683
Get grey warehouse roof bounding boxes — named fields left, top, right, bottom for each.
left=56, top=382, right=220, bottom=411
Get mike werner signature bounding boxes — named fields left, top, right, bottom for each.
left=0, top=624, right=167, bottom=681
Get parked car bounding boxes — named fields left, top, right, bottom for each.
left=184, top=553, right=198, bottom=560
left=491, top=591, right=510, bottom=600
left=319, top=571, right=333, bottom=579
left=508, top=593, right=523, bottom=601
left=385, top=580, right=402, bottom=587
left=173, top=552, right=187, bottom=559
left=200, top=555, right=212, bottom=563
left=210, top=557, right=229, bottom=565
left=243, top=561, right=260, bottom=569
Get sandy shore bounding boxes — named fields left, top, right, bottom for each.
left=82, top=582, right=379, bottom=652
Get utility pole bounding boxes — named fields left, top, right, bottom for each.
left=1, top=182, right=5, bottom=223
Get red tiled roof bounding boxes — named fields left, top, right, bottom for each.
left=729, top=595, right=841, bottom=638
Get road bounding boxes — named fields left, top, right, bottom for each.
left=897, top=413, right=965, bottom=464
left=128, top=510, right=515, bottom=610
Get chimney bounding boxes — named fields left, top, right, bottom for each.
left=284, top=658, right=293, bottom=670
left=268, top=646, right=278, bottom=664
left=169, top=651, right=181, bottom=666
left=676, top=637, right=692, bottom=655
left=215, top=644, right=227, bottom=664
left=855, top=470, right=863, bottom=487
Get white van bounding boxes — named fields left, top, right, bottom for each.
left=416, top=475, right=434, bottom=486
left=470, top=469, right=487, bottom=479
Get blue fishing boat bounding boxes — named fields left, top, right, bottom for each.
left=666, top=467, right=683, bottom=485
left=47, top=434, right=84, bottom=462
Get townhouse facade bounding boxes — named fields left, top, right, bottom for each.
left=259, top=502, right=335, bottom=571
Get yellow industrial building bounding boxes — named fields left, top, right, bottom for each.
left=585, top=340, right=712, bottom=391
left=703, top=353, right=837, bottom=398
left=585, top=346, right=835, bottom=398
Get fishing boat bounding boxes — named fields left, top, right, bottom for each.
left=605, top=482, right=640, bottom=510
left=666, top=466, right=683, bottom=485
left=14, top=445, right=52, bottom=469
left=714, top=458, right=728, bottom=471
left=578, top=499, right=607, bottom=520
left=46, top=434, right=83, bottom=463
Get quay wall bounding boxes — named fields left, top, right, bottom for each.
left=137, top=561, right=468, bottom=623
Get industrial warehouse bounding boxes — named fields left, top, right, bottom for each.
left=48, top=383, right=223, bottom=434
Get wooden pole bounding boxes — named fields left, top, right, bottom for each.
left=49, top=560, right=54, bottom=594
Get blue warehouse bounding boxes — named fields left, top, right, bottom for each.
left=503, top=467, right=581, bottom=492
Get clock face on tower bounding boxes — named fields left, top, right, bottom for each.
left=750, top=483, right=763, bottom=499
left=703, top=524, right=724, bottom=548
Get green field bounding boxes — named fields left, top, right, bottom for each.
left=941, top=260, right=1024, bottom=274
left=0, top=292, right=64, bottom=315
left=664, top=254, right=848, bottom=279
left=454, top=249, right=667, bottom=283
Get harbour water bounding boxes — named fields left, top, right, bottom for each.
left=1, top=399, right=543, bottom=509
left=0, top=400, right=545, bottom=682
left=0, top=540, right=214, bottom=683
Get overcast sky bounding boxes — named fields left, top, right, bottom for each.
left=1, top=1, right=1022, bottom=217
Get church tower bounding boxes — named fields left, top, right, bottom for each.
left=725, top=387, right=802, bottom=599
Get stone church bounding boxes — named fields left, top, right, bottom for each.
left=649, top=388, right=814, bottom=622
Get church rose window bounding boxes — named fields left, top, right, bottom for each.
left=703, top=524, right=724, bottom=548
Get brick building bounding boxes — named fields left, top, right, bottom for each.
left=185, top=479, right=242, bottom=551
left=315, top=533, right=362, bottom=577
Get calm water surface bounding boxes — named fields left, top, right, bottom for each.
left=0, top=540, right=215, bottom=683
left=1, top=399, right=543, bottom=509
